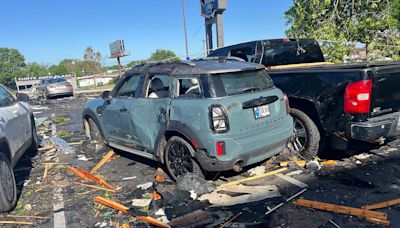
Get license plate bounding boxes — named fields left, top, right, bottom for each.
left=254, top=105, right=270, bottom=119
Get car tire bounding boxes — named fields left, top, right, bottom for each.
left=28, top=119, right=38, bottom=154
left=88, top=118, right=105, bottom=148
left=0, top=153, right=17, bottom=212
left=290, top=108, right=320, bottom=160
left=164, top=136, right=204, bottom=181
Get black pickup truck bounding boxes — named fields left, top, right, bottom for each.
left=209, top=39, right=400, bottom=157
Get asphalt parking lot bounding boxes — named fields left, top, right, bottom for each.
left=2, top=96, right=400, bottom=227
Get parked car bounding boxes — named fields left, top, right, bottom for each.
left=36, top=78, right=73, bottom=99
left=83, top=59, right=294, bottom=180
left=0, top=84, right=37, bottom=212
left=208, top=39, right=400, bottom=152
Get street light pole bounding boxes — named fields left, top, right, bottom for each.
left=181, top=0, right=190, bottom=60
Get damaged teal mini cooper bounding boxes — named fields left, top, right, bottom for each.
left=83, top=58, right=294, bottom=180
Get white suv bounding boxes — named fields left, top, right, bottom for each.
left=0, top=85, right=37, bottom=212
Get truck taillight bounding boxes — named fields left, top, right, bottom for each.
left=283, top=94, right=290, bottom=115
left=344, top=80, right=372, bottom=114
left=209, top=105, right=229, bottom=133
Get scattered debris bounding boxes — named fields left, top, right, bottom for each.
left=199, top=184, right=280, bottom=206
left=363, top=198, right=400, bottom=210
left=247, top=166, right=265, bottom=176
left=295, top=199, right=389, bottom=224
left=275, top=173, right=308, bottom=188
left=23, top=204, right=32, bottom=211
left=329, top=220, right=341, bottom=228
left=75, top=182, right=116, bottom=192
left=35, top=116, right=48, bottom=127
left=189, top=190, right=197, bottom=200
left=354, top=153, right=371, bottom=160
left=286, top=170, right=303, bottom=176
left=217, top=167, right=287, bottom=189
left=68, top=166, right=114, bottom=190
left=169, top=210, right=214, bottom=228
left=50, top=136, right=75, bottom=154
left=131, top=199, right=152, bottom=207
left=137, top=182, right=153, bottom=190
left=176, top=173, right=215, bottom=196
left=90, top=150, right=115, bottom=173
left=94, top=196, right=171, bottom=228
left=280, top=160, right=306, bottom=167
left=6, top=215, right=49, bottom=220
left=265, top=188, right=307, bottom=215
left=0, top=221, right=34, bottom=225
left=122, top=176, right=137, bottom=180
left=305, top=160, right=321, bottom=171
left=219, top=212, right=242, bottom=228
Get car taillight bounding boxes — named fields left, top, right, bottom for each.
left=216, top=141, right=225, bottom=156
left=209, top=105, right=229, bottom=133
left=66, top=82, right=72, bottom=87
left=344, top=80, right=372, bottom=113
left=283, top=94, right=290, bottom=115
left=48, top=85, right=55, bottom=88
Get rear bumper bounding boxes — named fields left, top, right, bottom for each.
left=47, top=88, right=73, bottom=97
left=196, top=138, right=289, bottom=172
left=347, top=111, right=400, bottom=142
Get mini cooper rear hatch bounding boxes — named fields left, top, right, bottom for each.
left=83, top=58, right=294, bottom=180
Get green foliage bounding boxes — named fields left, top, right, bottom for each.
left=83, top=46, right=102, bottom=62
left=126, top=60, right=147, bottom=68
left=285, top=0, right=400, bottom=62
left=149, top=49, right=178, bottom=61
left=0, top=48, right=26, bottom=87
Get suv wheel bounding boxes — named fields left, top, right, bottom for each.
left=290, top=108, right=320, bottom=160
left=164, top=136, right=203, bottom=181
left=87, top=118, right=105, bottom=148
left=0, top=153, right=17, bottom=212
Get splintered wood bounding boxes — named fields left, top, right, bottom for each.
left=94, top=196, right=170, bottom=228
left=68, top=166, right=114, bottom=190
left=363, top=198, right=400, bottom=210
left=90, top=150, right=115, bottom=173
left=295, top=199, right=390, bottom=225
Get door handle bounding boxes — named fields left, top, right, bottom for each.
left=119, top=107, right=128, bottom=112
left=0, top=116, right=4, bottom=122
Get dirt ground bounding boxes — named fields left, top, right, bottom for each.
left=2, top=96, right=399, bottom=227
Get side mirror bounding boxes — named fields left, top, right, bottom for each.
left=16, top=93, right=29, bottom=102
left=101, top=91, right=112, bottom=102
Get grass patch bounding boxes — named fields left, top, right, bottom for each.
left=14, top=200, right=27, bottom=216
left=53, top=116, right=70, bottom=124
left=57, top=130, right=70, bottom=139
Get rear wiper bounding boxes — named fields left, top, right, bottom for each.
left=242, top=87, right=260, bottom=93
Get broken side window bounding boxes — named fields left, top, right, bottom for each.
left=173, top=77, right=203, bottom=98
left=116, top=76, right=140, bottom=98
left=146, top=75, right=170, bottom=99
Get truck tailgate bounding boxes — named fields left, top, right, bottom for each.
left=370, top=64, right=400, bottom=117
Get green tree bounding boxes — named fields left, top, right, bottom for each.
left=23, top=62, right=49, bottom=76
left=126, top=60, right=147, bottom=68
left=285, top=0, right=400, bottom=62
left=0, top=48, right=26, bottom=88
left=48, top=64, right=69, bottom=75
left=149, top=49, right=178, bottom=61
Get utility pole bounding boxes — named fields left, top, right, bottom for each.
left=181, top=0, right=190, bottom=60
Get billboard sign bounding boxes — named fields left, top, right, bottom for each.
left=109, top=40, right=125, bottom=58
left=200, top=0, right=218, bottom=18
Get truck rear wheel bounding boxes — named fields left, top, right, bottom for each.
left=290, top=108, right=320, bottom=160
left=0, top=153, right=17, bottom=212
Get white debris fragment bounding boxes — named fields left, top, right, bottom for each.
left=189, top=190, right=197, bottom=200
left=122, top=176, right=137, bottom=180
left=24, top=204, right=32, bottom=211
left=23, top=180, right=31, bottom=187
left=247, top=166, right=266, bottom=176
left=158, top=216, right=170, bottom=224
left=354, top=153, right=371, bottom=160
left=77, top=154, right=90, bottom=161
left=355, top=160, right=362, bottom=165
left=199, top=184, right=280, bottom=207
left=155, top=208, right=166, bottom=216
left=286, top=170, right=304, bottom=176
left=131, top=199, right=152, bottom=207
left=137, top=182, right=153, bottom=190
left=95, top=221, right=107, bottom=227
left=155, top=208, right=170, bottom=223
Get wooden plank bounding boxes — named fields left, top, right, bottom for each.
left=90, top=150, right=115, bottom=173
left=280, top=161, right=306, bottom=167
left=78, top=168, right=114, bottom=190
left=94, top=196, right=129, bottom=213
left=266, top=62, right=333, bottom=71
left=75, top=182, right=116, bottom=192
left=169, top=210, right=213, bottom=228
left=68, top=166, right=89, bottom=181
left=6, top=215, right=49, bottom=219
left=38, top=146, right=53, bottom=152
left=0, top=221, right=34, bottom=225
left=321, top=160, right=337, bottom=166
left=366, top=218, right=390, bottom=226
left=275, top=173, right=308, bottom=188
left=136, top=216, right=171, bottom=228
left=122, top=223, right=130, bottom=228
left=265, top=188, right=307, bottom=215
left=363, top=198, right=400, bottom=210
left=217, top=167, right=287, bottom=189
left=295, top=199, right=388, bottom=220
left=43, top=164, right=49, bottom=182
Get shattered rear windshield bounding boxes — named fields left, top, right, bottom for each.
left=213, top=70, right=274, bottom=96
left=47, top=78, right=67, bottom=84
